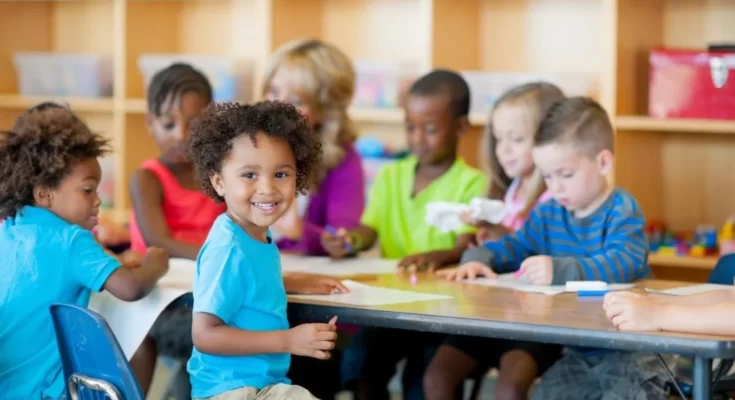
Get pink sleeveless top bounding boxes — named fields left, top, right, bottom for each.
left=129, top=159, right=226, bottom=253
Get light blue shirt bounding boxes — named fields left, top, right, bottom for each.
left=0, top=206, right=120, bottom=399
left=188, top=214, right=290, bottom=398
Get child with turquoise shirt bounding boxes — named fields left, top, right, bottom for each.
left=186, top=100, right=350, bottom=400
left=0, top=103, right=169, bottom=399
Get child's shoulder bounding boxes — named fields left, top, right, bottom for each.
left=607, top=187, right=643, bottom=216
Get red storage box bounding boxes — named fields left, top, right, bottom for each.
left=649, top=48, right=735, bottom=120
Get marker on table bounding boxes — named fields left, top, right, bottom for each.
left=577, top=290, right=609, bottom=297
left=326, top=225, right=352, bottom=251
left=567, top=281, right=609, bottom=297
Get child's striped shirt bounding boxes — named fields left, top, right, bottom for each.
left=482, top=188, right=650, bottom=284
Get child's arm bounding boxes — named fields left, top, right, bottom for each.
left=191, top=244, right=338, bottom=359
left=192, top=313, right=337, bottom=360
left=69, top=229, right=169, bottom=301
left=129, top=169, right=201, bottom=260
left=283, top=273, right=350, bottom=295
left=397, top=233, right=475, bottom=271
left=604, top=290, right=735, bottom=334
left=104, top=247, right=170, bottom=301
left=547, top=203, right=647, bottom=285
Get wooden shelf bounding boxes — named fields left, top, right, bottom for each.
left=616, top=116, right=735, bottom=135
left=124, top=98, right=489, bottom=128
left=648, top=254, right=718, bottom=270
left=0, top=94, right=114, bottom=113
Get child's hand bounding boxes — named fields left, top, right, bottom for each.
left=517, top=256, right=553, bottom=285
left=398, top=251, right=448, bottom=273
left=603, top=292, right=662, bottom=331
left=287, top=316, right=338, bottom=360
left=436, top=261, right=497, bottom=281
left=285, top=273, right=350, bottom=295
left=320, top=228, right=353, bottom=259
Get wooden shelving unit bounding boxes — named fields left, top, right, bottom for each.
left=616, top=116, right=735, bottom=135
left=1, top=0, right=733, bottom=274
left=613, top=0, right=735, bottom=277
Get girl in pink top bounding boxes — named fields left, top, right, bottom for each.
left=433, top=82, right=566, bottom=400
left=127, top=63, right=223, bottom=396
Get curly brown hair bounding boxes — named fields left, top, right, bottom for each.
left=187, top=100, right=323, bottom=202
left=0, top=104, right=111, bottom=219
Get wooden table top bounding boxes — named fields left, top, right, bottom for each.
left=288, top=273, right=735, bottom=358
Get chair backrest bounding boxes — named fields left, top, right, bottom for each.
left=708, top=254, right=735, bottom=285
left=49, top=304, right=144, bottom=400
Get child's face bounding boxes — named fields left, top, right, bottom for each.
left=265, top=68, right=322, bottom=128
left=492, top=104, right=536, bottom=179
left=405, top=93, right=461, bottom=166
left=39, top=157, right=102, bottom=230
left=147, top=92, right=209, bottom=165
left=533, top=142, right=612, bottom=217
left=210, top=132, right=297, bottom=236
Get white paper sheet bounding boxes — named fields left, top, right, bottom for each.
left=289, top=280, right=452, bottom=306
left=89, top=286, right=188, bottom=360
left=280, top=255, right=397, bottom=276
left=645, top=283, right=734, bottom=296
left=464, top=274, right=635, bottom=295
left=158, top=257, right=196, bottom=289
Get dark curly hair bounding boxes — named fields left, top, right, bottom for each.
left=0, top=104, right=111, bottom=219
left=188, top=100, right=323, bottom=202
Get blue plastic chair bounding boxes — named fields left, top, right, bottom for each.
left=49, top=304, right=144, bottom=400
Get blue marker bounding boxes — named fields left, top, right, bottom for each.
left=326, top=225, right=352, bottom=251
left=577, top=290, right=608, bottom=297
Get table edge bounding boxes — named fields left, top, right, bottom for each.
left=289, top=302, right=735, bottom=359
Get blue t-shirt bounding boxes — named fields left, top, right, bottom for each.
left=0, top=206, right=121, bottom=399
left=188, top=214, right=290, bottom=398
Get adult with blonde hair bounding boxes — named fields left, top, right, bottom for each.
left=263, top=38, right=365, bottom=256
left=262, top=38, right=365, bottom=399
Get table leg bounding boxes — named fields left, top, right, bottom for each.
left=693, top=356, right=712, bottom=400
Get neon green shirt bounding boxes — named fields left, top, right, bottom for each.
left=361, top=156, right=487, bottom=259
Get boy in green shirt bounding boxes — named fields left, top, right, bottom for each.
left=322, top=69, right=487, bottom=400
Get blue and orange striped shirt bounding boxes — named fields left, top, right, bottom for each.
left=480, top=188, right=650, bottom=284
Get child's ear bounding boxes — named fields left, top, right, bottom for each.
left=455, top=116, right=470, bottom=137
left=209, top=173, right=226, bottom=199
left=597, top=149, right=614, bottom=176
left=33, top=186, right=53, bottom=207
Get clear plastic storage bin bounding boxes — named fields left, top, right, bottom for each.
left=138, top=54, right=242, bottom=102
left=461, top=71, right=595, bottom=115
left=13, top=52, right=113, bottom=97
left=352, top=61, right=419, bottom=109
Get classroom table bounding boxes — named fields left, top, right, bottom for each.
left=97, top=256, right=735, bottom=400
left=287, top=273, right=735, bottom=400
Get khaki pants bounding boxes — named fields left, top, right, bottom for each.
left=198, top=383, right=319, bottom=400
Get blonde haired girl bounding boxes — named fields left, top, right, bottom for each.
left=263, top=39, right=365, bottom=256
left=464, top=82, right=565, bottom=243
left=427, top=82, right=566, bottom=400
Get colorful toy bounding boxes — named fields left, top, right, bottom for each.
left=647, top=221, right=720, bottom=258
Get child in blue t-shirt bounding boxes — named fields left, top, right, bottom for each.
left=185, top=100, right=349, bottom=400
left=0, top=103, right=169, bottom=400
